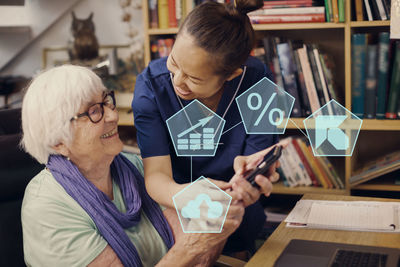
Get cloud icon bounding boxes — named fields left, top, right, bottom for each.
left=181, top=193, right=223, bottom=219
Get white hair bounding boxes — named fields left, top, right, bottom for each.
left=21, top=65, right=105, bottom=164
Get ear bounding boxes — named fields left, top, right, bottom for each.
left=52, top=143, right=70, bottom=158
left=88, top=12, right=93, bottom=20
left=226, top=68, right=243, bottom=81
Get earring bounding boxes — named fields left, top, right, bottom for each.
left=67, top=157, right=70, bottom=161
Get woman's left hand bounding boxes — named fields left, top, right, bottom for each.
left=229, top=140, right=289, bottom=207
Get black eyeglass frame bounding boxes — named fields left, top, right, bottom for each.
left=70, top=91, right=116, bottom=123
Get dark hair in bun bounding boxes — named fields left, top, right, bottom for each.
left=178, top=0, right=263, bottom=78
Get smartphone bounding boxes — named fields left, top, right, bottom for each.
left=244, top=145, right=282, bottom=189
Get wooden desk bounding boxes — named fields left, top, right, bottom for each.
left=246, top=194, right=400, bottom=267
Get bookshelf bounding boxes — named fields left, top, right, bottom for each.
left=140, top=0, right=399, bottom=196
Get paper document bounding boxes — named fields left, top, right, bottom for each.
left=285, top=200, right=400, bottom=232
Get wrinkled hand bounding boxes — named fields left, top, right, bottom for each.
left=229, top=140, right=289, bottom=207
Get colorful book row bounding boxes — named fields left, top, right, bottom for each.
left=351, top=33, right=400, bottom=119
left=254, top=36, right=341, bottom=118
left=278, top=137, right=345, bottom=189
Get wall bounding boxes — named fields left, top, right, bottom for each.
left=0, top=0, right=143, bottom=77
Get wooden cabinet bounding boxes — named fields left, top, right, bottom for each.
left=140, top=0, right=399, bottom=195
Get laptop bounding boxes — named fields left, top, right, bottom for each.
left=274, top=239, right=400, bottom=267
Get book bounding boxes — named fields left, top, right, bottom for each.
left=148, top=0, right=159, bottom=28
left=351, top=33, right=368, bottom=118
left=293, top=45, right=312, bottom=117
left=297, top=138, right=330, bottom=188
left=250, top=13, right=326, bottom=23
left=276, top=42, right=302, bottom=117
left=386, top=41, right=400, bottom=119
left=376, top=32, right=390, bottom=119
left=158, top=0, right=169, bottom=29
left=338, top=0, right=345, bottom=22
left=263, top=0, right=314, bottom=9
left=313, top=46, right=334, bottom=115
left=249, top=6, right=325, bottom=15
left=319, top=156, right=345, bottom=188
left=331, top=0, right=339, bottom=22
left=297, top=46, right=321, bottom=113
left=292, top=138, right=319, bottom=186
left=324, top=0, right=332, bottom=22
left=168, top=0, right=178, bottom=28
left=375, top=0, right=389, bottom=20
left=349, top=150, right=400, bottom=185
left=364, top=44, right=378, bottom=118
left=355, top=0, right=364, bottom=21
left=286, top=137, right=313, bottom=186
left=364, top=0, right=374, bottom=21
left=307, top=45, right=327, bottom=113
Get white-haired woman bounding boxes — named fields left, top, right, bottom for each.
left=20, top=65, right=246, bottom=267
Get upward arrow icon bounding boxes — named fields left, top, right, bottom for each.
left=177, top=116, right=213, bottom=138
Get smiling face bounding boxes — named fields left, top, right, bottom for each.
left=61, top=91, right=123, bottom=166
left=166, top=32, right=227, bottom=102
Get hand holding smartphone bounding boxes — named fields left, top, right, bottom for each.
left=244, top=145, right=282, bottom=189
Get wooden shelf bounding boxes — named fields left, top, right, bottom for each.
left=253, top=22, right=345, bottom=31
left=350, top=21, right=391, bottom=27
left=272, top=181, right=347, bottom=195
left=360, top=120, right=400, bottom=131
left=352, top=183, right=400, bottom=191
left=148, top=28, right=179, bottom=35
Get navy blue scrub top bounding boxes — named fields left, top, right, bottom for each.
left=132, top=56, right=278, bottom=184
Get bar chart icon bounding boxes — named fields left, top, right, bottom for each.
left=166, top=99, right=225, bottom=157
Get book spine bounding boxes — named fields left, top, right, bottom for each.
left=355, top=0, right=364, bottom=21
left=297, top=138, right=328, bottom=188
left=364, top=0, right=374, bottom=21
left=332, top=0, right=339, bottom=22
left=386, top=42, right=400, bottom=119
left=351, top=33, right=368, bottom=118
left=307, top=45, right=327, bottom=112
left=168, top=0, right=178, bottom=27
left=279, top=146, right=299, bottom=187
left=293, top=48, right=312, bottom=117
left=249, top=6, right=325, bottom=15
left=324, top=0, right=331, bottom=22
left=149, top=0, right=159, bottom=28
left=320, top=156, right=345, bottom=188
left=176, top=0, right=182, bottom=26
left=338, top=0, right=345, bottom=22
left=263, top=0, right=313, bottom=7
left=287, top=138, right=313, bottom=186
left=158, top=0, right=169, bottom=29
left=315, top=156, right=340, bottom=188
left=364, top=44, right=378, bottom=118
left=376, top=32, right=390, bottom=119
left=292, top=138, right=319, bottom=186
left=250, top=13, right=325, bottom=23
left=319, top=53, right=342, bottom=115
left=375, top=0, right=388, bottom=20
left=313, top=47, right=334, bottom=115
left=276, top=43, right=302, bottom=117
left=297, top=47, right=321, bottom=113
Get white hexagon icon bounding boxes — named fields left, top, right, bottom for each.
left=235, top=77, right=295, bottom=134
left=172, top=177, right=232, bottom=233
left=304, top=99, right=363, bottom=157
left=166, top=99, right=225, bottom=157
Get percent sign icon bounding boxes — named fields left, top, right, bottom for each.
left=247, top=92, right=284, bottom=126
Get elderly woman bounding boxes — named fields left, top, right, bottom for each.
left=20, top=65, right=249, bottom=267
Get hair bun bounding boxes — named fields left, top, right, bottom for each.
left=234, top=0, right=263, bottom=15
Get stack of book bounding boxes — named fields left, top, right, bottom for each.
left=349, top=150, right=400, bottom=186
left=148, top=0, right=184, bottom=29
left=351, top=33, right=400, bottom=119
left=278, top=137, right=345, bottom=189
left=248, top=0, right=327, bottom=24
left=353, top=0, right=391, bottom=21
left=253, top=37, right=341, bottom=118
left=150, top=38, right=175, bottom=60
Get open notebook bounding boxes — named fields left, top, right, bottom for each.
left=285, top=200, right=400, bottom=232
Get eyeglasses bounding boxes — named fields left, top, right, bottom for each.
left=70, top=91, right=116, bottom=123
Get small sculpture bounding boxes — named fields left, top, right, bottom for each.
left=68, top=12, right=99, bottom=61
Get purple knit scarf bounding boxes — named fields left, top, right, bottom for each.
left=47, top=154, right=174, bottom=267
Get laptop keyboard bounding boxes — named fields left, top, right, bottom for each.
left=330, top=249, right=388, bottom=267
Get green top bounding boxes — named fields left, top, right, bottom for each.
left=21, top=153, right=168, bottom=267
